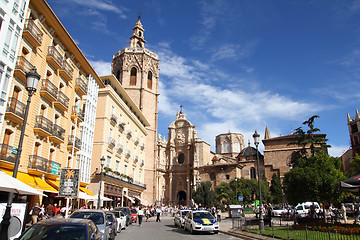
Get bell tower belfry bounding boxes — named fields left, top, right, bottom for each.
left=112, top=15, right=159, bottom=204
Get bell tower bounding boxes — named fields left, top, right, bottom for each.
left=112, top=15, right=159, bottom=204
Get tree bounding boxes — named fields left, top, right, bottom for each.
left=192, top=181, right=216, bottom=208
left=348, top=154, right=360, bottom=176
left=284, top=115, right=345, bottom=210
left=270, top=173, right=283, bottom=204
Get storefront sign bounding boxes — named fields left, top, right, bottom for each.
left=51, top=162, right=60, bottom=175
left=58, top=168, right=79, bottom=198
left=0, top=202, right=27, bottom=239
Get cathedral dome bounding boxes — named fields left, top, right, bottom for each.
left=237, top=146, right=258, bottom=157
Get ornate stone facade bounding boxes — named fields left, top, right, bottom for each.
left=111, top=17, right=159, bottom=204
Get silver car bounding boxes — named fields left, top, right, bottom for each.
left=70, top=209, right=110, bottom=240
left=174, top=210, right=190, bottom=228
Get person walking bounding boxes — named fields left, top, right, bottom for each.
left=145, top=208, right=151, bottom=222
left=217, top=208, right=221, bottom=222
left=354, top=202, right=360, bottom=224
left=341, top=203, right=347, bottom=223
left=30, top=203, right=41, bottom=224
left=156, top=206, right=161, bottom=222
left=138, top=207, right=144, bottom=226
left=46, top=203, right=53, bottom=218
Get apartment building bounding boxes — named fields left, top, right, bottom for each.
left=0, top=0, right=30, bottom=132
left=0, top=0, right=104, bottom=206
left=91, top=74, right=149, bottom=208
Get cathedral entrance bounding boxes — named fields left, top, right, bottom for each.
left=177, top=191, right=186, bottom=206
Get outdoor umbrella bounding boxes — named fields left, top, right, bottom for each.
left=340, top=174, right=360, bottom=192
left=78, top=191, right=93, bottom=200
left=0, top=170, right=46, bottom=196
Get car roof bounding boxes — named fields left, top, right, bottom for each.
left=33, top=218, right=93, bottom=226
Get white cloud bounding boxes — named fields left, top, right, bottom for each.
left=328, top=144, right=349, bottom=157
left=89, top=60, right=112, bottom=76
left=68, top=0, right=128, bottom=19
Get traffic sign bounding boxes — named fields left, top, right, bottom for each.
left=11, top=148, right=18, bottom=155
left=238, top=196, right=243, bottom=201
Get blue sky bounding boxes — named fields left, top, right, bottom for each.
left=46, top=0, right=360, bottom=157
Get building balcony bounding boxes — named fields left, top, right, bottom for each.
left=116, top=144, right=123, bottom=154
left=22, top=19, right=43, bottom=47
left=75, top=78, right=87, bottom=95
left=72, top=106, right=84, bottom=123
left=108, top=137, right=115, bottom=149
left=118, top=123, right=125, bottom=132
left=54, top=91, right=69, bottom=112
left=134, top=156, right=139, bottom=163
left=40, top=79, right=58, bottom=102
left=110, top=114, right=117, bottom=126
left=134, top=137, right=139, bottom=145
left=140, top=160, right=144, bottom=167
left=125, top=150, right=131, bottom=159
left=59, top=60, right=74, bottom=82
left=28, top=155, right=61, bottom=177
left=14, top=56, right=34, bottom=83
left=67, top=135, right=81, bottom=152
left=5, top=98, right=25, bottom=124
left=49, top=124, right=65, bottom=144
left=46, top=46, right=63, bottom=69
left=126, top=129, right=132, bottom=139
left=0, top=144, right=16, bottom=169
left=34, top=115, right=53, bottom=137
left=140, top=143, right=145, bottom=150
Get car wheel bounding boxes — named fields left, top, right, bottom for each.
left=214, top=231, right=219, bottom=234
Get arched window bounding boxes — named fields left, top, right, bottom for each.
left=136, top=41, right=142, bottom=48
left=223, top=138, right=231, bottom=153
left=177, top=153, right=185, bottom=164
left=116, top=70, right=122, bottom=84
left=250, top=167, right=256, bottom=179
left=147, top=71, right=152, bottom=89
left=130, top=67, right=137, bottom=86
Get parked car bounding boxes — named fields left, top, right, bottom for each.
left=111, top=210, right=127, bottom=232
left=174, top=209, right=191, bottom=228
left=70, top=209, right=110, bottom=240
left=130, top=208, right=138, bottom=223
left=116, top=207, right=131, bottom=226
left=17, top=218, right=102, bottom=240
left=184, top=210, right=219, bottom=234
left=344, top=203, right=354, bottom=216
left=295, top=202, right=321, bottom=218
left=271, top=206, right=286, bottom=217
left=105, top=212, right=117, bottom=240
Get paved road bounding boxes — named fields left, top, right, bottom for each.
left=115, top=215, right=241, bottom=240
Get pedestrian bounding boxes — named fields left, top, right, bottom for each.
left=30, top=203, right=41, bottom=224
left=156, top=206, right=161, bottom=222
left=138, top=207, right=144, bottom=226
left=60, top=206, right=67, bottom=217
left=354, top=202, right=360, bottom=224
left=217, top=208, right=221, bottom=222
left=145, top=208, right=151, bottom=222
left=53, top=203, right=60, bottom=216
left=341, top=203, right=347, bottom=223
left=46, top=203, right=53, bottom=218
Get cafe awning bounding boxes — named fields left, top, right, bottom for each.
left=123, top=194, right=135, bottom=204
left=79, top=187, right=95, bottom=196
left=1, top=169, right=57, bottom=193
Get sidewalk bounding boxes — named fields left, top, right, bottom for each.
left=219, top=216, right=274, bottom=240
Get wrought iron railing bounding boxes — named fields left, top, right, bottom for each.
left=75, top=78, right=87, bottom=94
left=0, top=144, right=16, bottom=164
left=41, top=79, right=58, bottom=100
left=61, top=60, right=74, bottom=79
left=68, top=135, right=81, bottom=149
left=51, top=124, right=65, bottom=141
left=24, top=19, right=43, bottom=44
left=6, top=97, right=25, bottom=119
left=34, top=115, right=53, bottom=134
left=47, top=46, right=63, bottom=67
left=56, top=91, right=69, bottom=109
left=108, top=137, right=115, bottom=148
left=15, top=56, right=34, bottom=73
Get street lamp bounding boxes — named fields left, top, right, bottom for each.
left=97, top=156, right=105, bottom=209
left=253, top=130, right=264, bottom=232
left=0, top=67, right=40, bottom=240
left=235, top=177, right=238, bottom=203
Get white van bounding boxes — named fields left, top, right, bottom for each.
left=295, top=202, right=321, bottom=218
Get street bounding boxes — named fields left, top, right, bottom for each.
left=116, top=215, right=240, bottom=240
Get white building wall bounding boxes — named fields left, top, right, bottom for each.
left=0, top=0, right=29, bottom=131
left=77, top=74, right=99, bottom=183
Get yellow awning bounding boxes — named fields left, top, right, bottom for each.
left=46, top=179, right=59, bottom=190
left=80, top=187, right=95, bottom=196
left=2, top=169, right=57, bottom=193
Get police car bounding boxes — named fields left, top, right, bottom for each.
left=184, top=210, right=219, bottom=234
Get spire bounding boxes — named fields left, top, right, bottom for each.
left=356, top=109, right=360, bottom=120
left=129, top=15, right=146, bottom=48
left=264, top=126, right=271, bottom=139
left=348, top=113, right=351, bottom=123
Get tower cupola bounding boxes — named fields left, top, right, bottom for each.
left=130, top=15, right=146, bottom=48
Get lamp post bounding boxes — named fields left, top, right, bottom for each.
left=97, top=156, right=105, bottom=209
left=235, top=177, right=238, bottom=203
left=0, top=67, right=40, bottom=240
left=186, top=177, right=189, bottom=206
left=253, top=130, right=264, bottom=232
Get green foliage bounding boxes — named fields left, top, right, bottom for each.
left=283, top=151, right=345, bottom=205
left=270, top=173, right=283, bottom=204
left=192, top=181, right=216, bottom=208
left=348, top=154, right=360, bottom=176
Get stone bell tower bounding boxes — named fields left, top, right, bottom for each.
left=112, top=15, right=159, bottom=204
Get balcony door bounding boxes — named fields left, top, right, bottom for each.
left=9, top=86, right=21, bottom=112
left=1, top=129, right=12, bottom=157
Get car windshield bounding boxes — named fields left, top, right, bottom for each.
left=193, top=212, right=213, bottom=220
left=112, top=211, right=119, bottom=218
left=19, top=224, right=85, bottom=240
left=107, top=214, right=114, bottom=222
left=119, top=208, right=129, bottom=214
left=130, top=209, right=137, bottom=214
left=273, top=206, right=282, bottom=210
left=181, top=211, right=190, bottom=217
left=71, top=212, right=104, bottom=225
left=296, top=206, right=303, bottom=210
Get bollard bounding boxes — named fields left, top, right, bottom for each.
left=305, top=225, right=308, bottom=240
